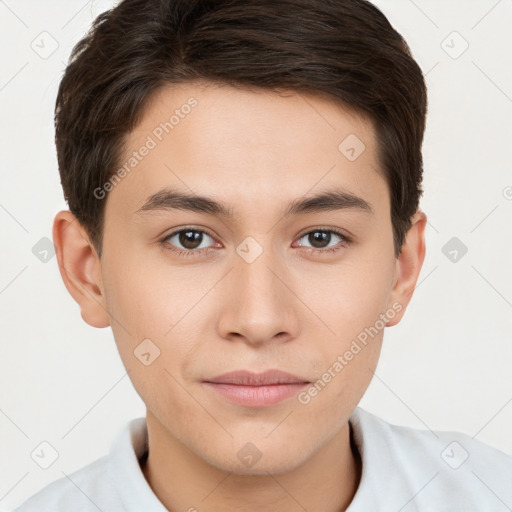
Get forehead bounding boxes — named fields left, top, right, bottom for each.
left=106, top=81, right=388, bottom=220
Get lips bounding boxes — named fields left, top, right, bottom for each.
left=202, top=370, right=311, bottom=407
left=203, top=369, right=310, bottom=386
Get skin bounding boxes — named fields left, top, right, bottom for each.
left=53, top=81, right=426, bottom=511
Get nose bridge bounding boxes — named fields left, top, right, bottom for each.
left=237, top=238, right=287, bottom=315
left=218, top=236, right=299, bottom=344
left=240, top=248, right=282, bottom=307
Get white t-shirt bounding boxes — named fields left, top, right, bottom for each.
left=10, top=406, right=512, bottom=511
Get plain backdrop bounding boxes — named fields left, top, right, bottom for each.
left=1, top=0, right=511, bottom=509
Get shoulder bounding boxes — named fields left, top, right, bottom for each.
left=348, top=407, right=512, bottom=511
left=11, top=456, right=114, bottom=512
left=11, top=417, right=155, bottom=512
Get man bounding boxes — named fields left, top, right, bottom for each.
left=13, top=0, right=512, bottom=510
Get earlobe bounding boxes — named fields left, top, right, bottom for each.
left=52, top=210, right=110, bottom=328
left=386, top=209, right=427, bottom=327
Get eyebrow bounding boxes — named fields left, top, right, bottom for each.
left=134, top=187, right=373, bottom=218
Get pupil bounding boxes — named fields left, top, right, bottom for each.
left=180, top=230, right=202, bottom=249
left=309, top=231, right=330, bottom=248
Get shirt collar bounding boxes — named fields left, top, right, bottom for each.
left=108, top=417, right=167, bottom=511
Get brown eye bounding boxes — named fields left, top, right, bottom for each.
left=178, top=230, right=204, bottom=250
left=296, top=229, right=350, bottom=252
left=162, top=228, right=216, bottom=254
left=306, top=231, right=332, bottom=249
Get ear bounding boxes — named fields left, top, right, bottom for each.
left=52, top=210, right=110, bottom=328
left=386, top=209, right=427, bottom=327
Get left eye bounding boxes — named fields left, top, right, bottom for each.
left=295, top=230, right=349, bottom=250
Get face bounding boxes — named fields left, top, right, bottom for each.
left=63, top=81, right=419, bottom=475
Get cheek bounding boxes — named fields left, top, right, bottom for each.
left=295, top=247, right=393, bottom=403
left=101, top=245, right=191, bottom=337
left=301, top=254, right=394, bottom=342
left=311, top=253, right=394, bottom=407
left=100, top=253, right=204, bottom=396
left=99, top=251, right=170, bottom=380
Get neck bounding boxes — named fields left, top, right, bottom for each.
left=140, top=411, right=361, bottom=512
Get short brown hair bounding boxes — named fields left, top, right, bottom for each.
left=55, top=0, right=427, bottom=259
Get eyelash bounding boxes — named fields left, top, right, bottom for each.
left=160, top=226, right=352, bottom=258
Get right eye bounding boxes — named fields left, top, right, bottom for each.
left=161, top=227, right=219, bottom=257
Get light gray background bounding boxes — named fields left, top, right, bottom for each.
left=1, top=0, right=511, bottom=509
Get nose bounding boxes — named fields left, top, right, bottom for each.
left=216, top=244, right=301, bottom=347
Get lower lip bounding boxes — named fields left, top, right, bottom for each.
left=203, top=382, right=309, bottom=407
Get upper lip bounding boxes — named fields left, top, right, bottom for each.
left=204, top=370, right=310, bottom=386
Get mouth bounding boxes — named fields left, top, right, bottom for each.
left=202, top=369, right=310, bottom=407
